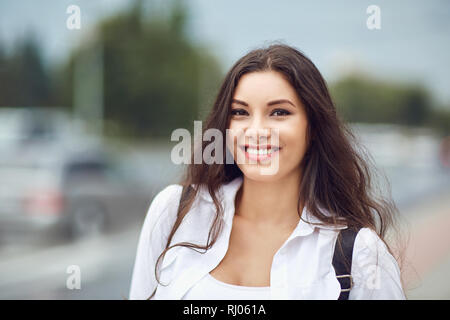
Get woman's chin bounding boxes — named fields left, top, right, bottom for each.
left=238, top=165, right=284, bottom=182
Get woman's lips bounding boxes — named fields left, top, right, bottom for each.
left=239, top=145, right=281, bottom=162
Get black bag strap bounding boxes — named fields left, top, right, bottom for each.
left=332, top=227, right=360, bottom=300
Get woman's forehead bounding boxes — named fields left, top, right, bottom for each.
left=233, top=71, right=301, bottom=106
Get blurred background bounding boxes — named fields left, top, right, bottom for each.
left=0, top=0, right=449, bottom=299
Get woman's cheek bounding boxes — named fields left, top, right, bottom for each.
left=226, top=124, right=244, bottom=163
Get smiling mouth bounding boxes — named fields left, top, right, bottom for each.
left=239, top=145, right=281, bottom=161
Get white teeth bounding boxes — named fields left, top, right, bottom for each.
left=246, top=148, right=273, bottom=155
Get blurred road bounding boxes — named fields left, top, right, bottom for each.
left=0, top=221, right=142, bottom=299
left=402, top=186, right=450, bottom=299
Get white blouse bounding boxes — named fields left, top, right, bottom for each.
left=129, top=177, right=405, bottom=300
left=183, top=273, right=271, bottom=300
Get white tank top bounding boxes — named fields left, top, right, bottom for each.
left=182, top=273, right=271, bottom=300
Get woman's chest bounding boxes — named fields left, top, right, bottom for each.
left=209, top=220, right=295, bottom=286
left=154, top=215, right=342, bottom=299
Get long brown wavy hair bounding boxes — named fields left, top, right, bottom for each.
left=147, top=43, right=405, bottom=299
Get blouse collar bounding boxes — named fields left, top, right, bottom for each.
left=197, top=176, right=347, bottom=237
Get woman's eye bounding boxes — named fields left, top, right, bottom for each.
left=230, top=109, right=248, bottom=116
left=271, top=109, right=291, bottom=116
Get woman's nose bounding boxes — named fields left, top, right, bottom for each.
left=246, top=116, right=270, bottom=143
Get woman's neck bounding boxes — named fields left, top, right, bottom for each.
left=235, top=172, right=304, bottom=229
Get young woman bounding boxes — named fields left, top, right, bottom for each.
left=129, top=44, right=406, bottom=300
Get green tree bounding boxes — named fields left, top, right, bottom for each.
left=330, top=73, right=433, bottom=127
left=428, top=107, right=450, bottom=136
left=0, top=32, right=53, bottom=107
left=56, top=0, right=222, bottom=139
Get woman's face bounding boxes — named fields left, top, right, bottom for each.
left=227, top=70, right=309, bottom=182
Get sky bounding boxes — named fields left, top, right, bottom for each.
left=1, top=0, right=449, bottom=106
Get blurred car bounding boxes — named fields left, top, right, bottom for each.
left=0, top=107, right=154, bottom=243
left=0, top=107, right=90, bottom=151
left=0, top=142, right=154, bottom=243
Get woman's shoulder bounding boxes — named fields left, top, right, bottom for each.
left=151, top=184, right=184, bottom=207
left=352, top=227, right=394, bottom=261
left=353, top=228, right=390, bottom=254
left=352, top=227, right=402, bottom=279
left=349, top=229, right=405, bottom=298
left=141, top=184, right=184, bottom=235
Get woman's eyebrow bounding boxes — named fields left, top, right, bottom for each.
left=267, top=99, right=295, bottom=107
left=231, top=99, right=248, bottom=106
left=231, top=98, right=296, bottom=107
